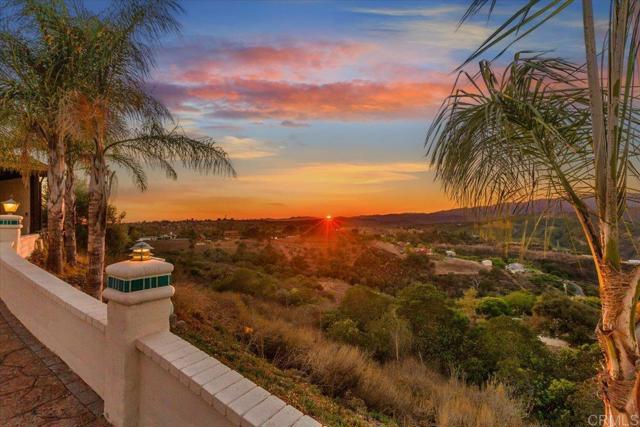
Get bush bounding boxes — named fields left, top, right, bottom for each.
left=532, top=293, right=599, bottom=345
left=504, top=291, right=537, bottom=316
left=459, top=315, right=603, bottom=427
left=350, top=248, right=405, bottom=291
left=287, top=287, right=317, bottom=305
left=465, top=316, right=549, bottom=385
left=477, top=297, right=511, bottom=317
left=339, top=285, right=393, bottom=328
left=364, top=310, right=413, bottom=361
left=397, top=284, right=469, bottom=371
left=402, top=252, right=435, bottom=282
left=476, top=267, right=520, bottom=295
left=325, top=318, right=361, bottom=346
left=528, top=272, right=565, bottom=292
left=490, top=257, right=507, bottom=269
left=215, top=268, right=276, bottom=297
left=576, top=296, right=600, bottom=309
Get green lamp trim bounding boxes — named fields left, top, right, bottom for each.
left=106, top=274, right=171, bottom=293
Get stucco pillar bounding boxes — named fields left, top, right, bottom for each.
left=0, top=215, right=23, bottom=254
left=102, top=257, right=174, bottom=427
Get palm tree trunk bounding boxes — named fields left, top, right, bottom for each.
left=595, top=264, right=640, bottom=427
left=63, top=158, right=77, bottom=266
left=87, top=150, right=107, bottom=299
left=581, top=2, right=640, bottom=425
left=46, top=134, right=65, bottom=274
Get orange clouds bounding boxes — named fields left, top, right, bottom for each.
left=151, top=37, right=455, bottom=121
left=153, top=78, right=450, bottom=121
left=167, top=39, right=370, bottom=82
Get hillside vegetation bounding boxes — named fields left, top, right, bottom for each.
left=37, top=216, right=607, bottom=426
left=144, top=224, right=604, bottom=427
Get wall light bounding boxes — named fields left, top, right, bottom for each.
left=1, top=196, right=19, bottom=214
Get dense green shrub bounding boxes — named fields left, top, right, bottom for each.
left=339, top=286, right=394, bottom=328
left=532, top=294, right=599, bottom=345
left=323, top=286, right=413, bottom=361
left=476, top=297, right=511, bottom=317
left=325, top=318, right=361, bottom=345
left=504, top=291, right=537, bottom=315
left=528, top=273, right=565, bottom=292
left=490, top=257, right=507, bottom=269
left=465, top=316, right=549, bottom=385
left=397, top=284, right=469, bottom=370
left=363, top=310, right=413, bottom=361
left=215, top=268, right=276, bottom=297
left=476, top=267, right=520, bottom=295
left=401, top=252, right=435, bottom=283
left=350, top=248, right=405, bottom=291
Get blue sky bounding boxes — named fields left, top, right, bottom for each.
left=103, top=0, right=597, bottom=220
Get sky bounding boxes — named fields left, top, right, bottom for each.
left=106, top=0, right=594, bottom=221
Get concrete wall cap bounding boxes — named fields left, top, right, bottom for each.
left=105, top=259, right=174, bottom=279
left=103, top=285, right=175, bottom=306
left=0, top=214, right=23, bottom=221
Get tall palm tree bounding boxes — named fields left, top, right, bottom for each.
left=80, top=121, right=235, bottom=298
left=0, top=1, right=86, bottom=273
left=430, top=0, right=640, bottom=419
left=63, top=149, right=77, bottom=266
left=65, top=1, right=234, bottom=298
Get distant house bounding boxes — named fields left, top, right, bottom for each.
left=626, top=259, right=640, bottom=266
left=0, top=159, right=45, bottom=235
left=445, top=250, right=456, bottom=257
left=481, top=259, right=493, bottom=267
left=506, top=263, right=526, bottom=274
left=139, top=236, right=158, bottom=241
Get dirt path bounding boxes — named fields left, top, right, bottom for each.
left=434, top=258, right=490, bottom=275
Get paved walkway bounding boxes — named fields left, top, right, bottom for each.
left=0, top=300, right=109, bottom=426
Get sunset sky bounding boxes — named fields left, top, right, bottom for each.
left=106, top=0, right=594, bottom=221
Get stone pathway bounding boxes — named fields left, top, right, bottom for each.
left=0, top=300, right=109, bottom=426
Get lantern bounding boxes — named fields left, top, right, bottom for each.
left=130, top=241, right=153, bottom=261
left=1, top=196, right=19, bottom=214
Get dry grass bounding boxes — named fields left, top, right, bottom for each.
left=173, top=282, right=535, bottom=427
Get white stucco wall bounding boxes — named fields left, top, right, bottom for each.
left=0, top=239, right=321, bottom=427
left=138, top=355, right=234, bottom=427
left=18, top=233, right=40, bottom=258
left=0, top=243, right=107, bottom=396
left=136, top=332, right=320, bottom=427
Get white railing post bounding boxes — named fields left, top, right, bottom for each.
left=102, top=253, right=174, bottom=427
left=0, top=214, right=23, bottom=254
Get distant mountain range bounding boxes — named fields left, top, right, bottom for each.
left=340, top=197, right=640, bottom=227
left=340, top=200, right=577, bottom=226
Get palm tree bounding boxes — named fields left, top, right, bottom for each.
left=0, top=1, right=87, bottom=273
left=63, top=149, right=77, bottom=266
left=429, top=0, right=640, bottom=417
left=65, top=1, right=235, bottom=298
left=82, top=122, right=235, bottom=298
